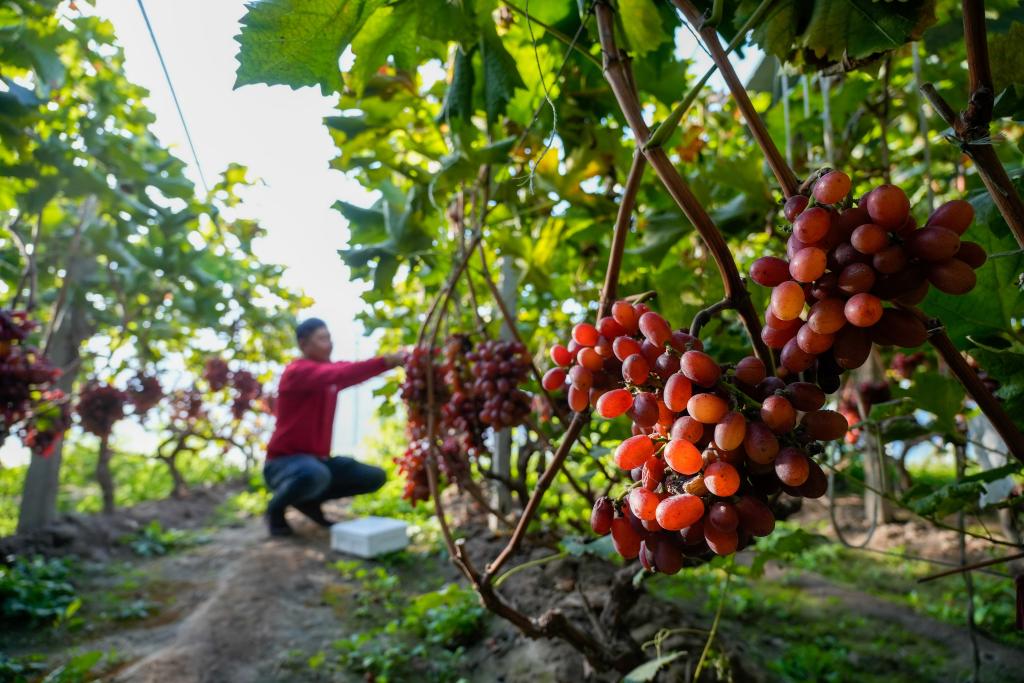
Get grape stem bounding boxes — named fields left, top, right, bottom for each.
left=689, top=297, right=731, bottom=339
left=917, top=550, right=1024, bottom=584
left=918, top=0, right=1024, bottom=250
left=593, top=1, right=771, bottom=368
left=485, top=411, right=589, bottom=580
left=493, top=550, right=567, bottom=588
left=898, top=306, right=1024, bottom=463
left=599, top=150, right=646, bottom=318
left=670, top=0, right=800, bottom=199
left=645, top=0, right=776, bottom=151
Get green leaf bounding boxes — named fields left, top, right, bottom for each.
left=750, top=526, right=828, bottom=577
left=895, top=371, right=965, bottom=439
left=348, top=3, right=449, bottom=96
left=743, top=0, right=937, bottom=70
left=438, top=45, right=475, bottom=127
left=480, top=23, right=526, bottom=123
left=617, top=0, right=671, bottom=58
left=989, top=21, right=1024, bottom=98
left=234, top=0, right=388, bottom=94
left=867, top=398, right=915, bottom=423
left=560, top=534, right=616, bottom=561
left=967, top=337, right=1024, bottom=421
left=922, top=181, right=1024, bottom=346
left=623, top=651, right=686, bottom=682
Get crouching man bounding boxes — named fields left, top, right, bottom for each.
left=264, top=318, right=403, bottom=536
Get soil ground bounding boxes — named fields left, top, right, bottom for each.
left=3, top=486, right=1023, bottom=682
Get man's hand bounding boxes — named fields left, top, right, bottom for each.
left=383, top=351, right=406, bottom=368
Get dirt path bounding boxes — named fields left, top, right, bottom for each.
left=7, top=493, right=1023, bottom=682
left=31, top=511, right=355, bottom=683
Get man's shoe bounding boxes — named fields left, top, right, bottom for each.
left=266, top=508, right=294, bottom=537
left=295, top=501, right=334, bottom=528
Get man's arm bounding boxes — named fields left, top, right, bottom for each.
left=281, top=354, right=403, bottom=393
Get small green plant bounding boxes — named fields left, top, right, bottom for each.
left=121, top=520, right=207, bottom=557
left=0, top=555, right=80, bottom=628
left=403, top=583, right=485, bottom=647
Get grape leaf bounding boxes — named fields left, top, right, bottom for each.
left=234, top=0, right=388, bottom=94
left=348, top=2, right=462, bottom=95
left=480, top=23, right=526, bottom=123
left=967, top=338, right=1024, bottom=421
left=989, top=21, right=1024, bottom=97
left=623, top=651, right=686, bottom=682
left=895, top=371, right=965, bottom=440
left=922, top=181, right=1024, bottom=346
left=738, top=0, right=937, bottom=70
left=617, top=0, right=671, bottom=58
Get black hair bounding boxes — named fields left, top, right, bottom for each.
left=295, top=318, right=328, bottom=344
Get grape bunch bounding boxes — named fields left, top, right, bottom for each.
left=400, top=346, right=449, bottom=423
left=397, top=345, right=451, bottom=504
left=468, top=340, right=532, bottom=430
left=126, top=373, right=163, bottom=416
left=203, top=357, right=231, bottom=391
left=230, top=369, right=262, bottom=419
left=440, top=335, right=489, bottom=460
left=750, top=170, right=985, bottom=384
left=76, top=382, right=128, bottom=437
left=19, top=390, right=72, bottom=457
left=0, top=309, right=61, bottom=435
left=170, top=388, right=204, bottom=422
left=396, top=437, right=431, bottom=504
left=547, top=302, right=847, bottom=571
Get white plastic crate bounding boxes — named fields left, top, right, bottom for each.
left=330, top=516, right=409, bottom=558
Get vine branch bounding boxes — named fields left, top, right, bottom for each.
left=672, top=0, right=799, bottom=198
left=594, top=0, right=771, bottom=367
left=916, top=1, right=1024, bottom=248
left=599, top=150, right=646, bottom=317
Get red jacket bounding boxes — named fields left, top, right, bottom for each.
left=266, top=356, right=390, bottom=459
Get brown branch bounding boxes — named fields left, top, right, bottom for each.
left=598, top=150, right=646, bottom=318
left=594, top=1, right=771, bottom=366
left=918, top=550, right=1024, bottom=584
left=484, top=411, right=588, bottom=580
left=916, top=3, right=1024, bottom=247
left=457, top=542, right=643, bottom=672
left=901, top=306, right=1024, bottom=462
left=961, top=0, right=994, bottom=133
left=690, top=297, right=731, bottom=339
left=672, top=0, right=800, bottom=199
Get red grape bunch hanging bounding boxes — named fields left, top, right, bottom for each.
left=751, top=170, right=985, bottom=383
left=545, top=301, right=848, bottom=573
left=0, top=309, right=62, bottom=438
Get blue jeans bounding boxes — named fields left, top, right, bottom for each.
left=263, top=455, right=386, bottom=516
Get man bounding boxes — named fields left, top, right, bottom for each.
left=263, top=318, right=403, bottom=536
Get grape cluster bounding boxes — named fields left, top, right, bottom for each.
left=440, top=335, right=489, bottom=460
left=76, top=382, right=128, bottom=437
left=126, top=374, right=163, bottom=416
left=395, top=438, right=431, bottom=504
left=397, top=337, right=534, bottom=504
left=397, top=345, right=451, bottom=504
left=547, top=302, right=847, bottom=571
left=468, top=340, right=532, bottom=430
left=400, top=346, right=449, bottom=422
left=170, top=388, right=203, bottom=422
left=230, top=369, right=262, bottom=419
left=0, top=310, right=61, bottom=436
left=751, top=171, right=984, bottom=384
left=203, top=357, right=231, bottom=391
left=18, top=390, right=71, bottom=457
